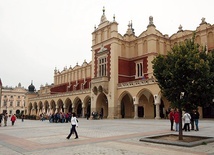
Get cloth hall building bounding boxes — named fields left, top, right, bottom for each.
left=26, top=9, right=214, bottom=119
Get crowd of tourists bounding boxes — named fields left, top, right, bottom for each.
left=40, top=112, right=73, bottom=123
left=40, top=111, right=103, bottom=122
left=168, top=108, right=200, bottom=132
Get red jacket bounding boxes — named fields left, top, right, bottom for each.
left=11, top=115, right=16, bottom=122
left=174, top=112, right=180, bottom=123
left=169, top=111, right=174, bottom=120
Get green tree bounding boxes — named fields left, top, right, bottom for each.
left=152, top=36, right=214, bottom=140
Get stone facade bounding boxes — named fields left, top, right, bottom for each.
left=26, top=8, right=214, bottom=119
left=0, top=83, right=27, bottom=115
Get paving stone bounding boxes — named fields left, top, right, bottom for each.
left=0, top=118, right=213, bottom=155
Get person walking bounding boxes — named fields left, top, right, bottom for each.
left=193, top=109, right=200, bottom=131
left=99, top=111, right=103, bottom=119
left=4, top=113, right=8, bottom=126
left=66, top=113, right=79, bottom=139
left=183, top=111, right=191, bottom=131
left=174, top=108, right=180, bottom=132
left=21, top=115, right=25, bottom=122
left=11, top=114, right=16, bottom=126
left=86, top=112, right=90, bottom=120
left=169, top=108, right=174, bottom=131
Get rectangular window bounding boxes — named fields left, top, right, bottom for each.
left=98, top=57, right=107, bottom=77
left=17, top=101, right=20, bottom=107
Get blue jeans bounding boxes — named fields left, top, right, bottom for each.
left=195, top=119, right=199, bottom=131
left=175, top=123, right=179, bottom=131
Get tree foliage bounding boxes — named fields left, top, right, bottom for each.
left=152, top=37, right=214, bottom=111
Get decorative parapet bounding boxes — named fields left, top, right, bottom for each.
left=117, top=78, right=157, bottom=89
left=28, top=89, right=91, bottom=101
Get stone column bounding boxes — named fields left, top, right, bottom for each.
left=82, top=106, right=85, bottom=118
left=56, top=106, right=59, bottom=113
left=117, top=100, right=122, bottom=118
left=72, top=105, right=75, bottom=113
left=64, top=107, right=67, bottom=113
left=154, top=94, right=161, bottom=119
left=49, top=106, right=52, bottom=114
left=133, top=96, right=139, bottom=119
left=36, top=107, right=39, bottom=116
left=42, top=107, right=45, bottom=114
left=31, top=108, right=33, bottom=115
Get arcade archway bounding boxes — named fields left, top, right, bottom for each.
left=96, top=93, right=108, bottom=118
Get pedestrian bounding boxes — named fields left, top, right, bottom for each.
left=99, top=111, right=103, bottom=119
left=86, top=112, right=90, bottom=120
left=174, top=108, right=180, bottom=132
left=65, top=113, right=69, bottom=123
left=11, top=114, right=16, bottom=126
left=40, top=113, right=45, bottom=121
left=169, top=108, right=174, bottom=131
left=66, top=113, right=79, bottom=139
left=182, top=111, right=191, bottom=131
left=4, top=113, right=8, bottom=126
left=21, top=115, right=24, bottom=122
left=193, top=109, right=200, bottom=131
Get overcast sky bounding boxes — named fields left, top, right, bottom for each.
left=0, top=0, right=213, bottom=90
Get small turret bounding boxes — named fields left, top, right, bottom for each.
left=177, top=24, right=183, bottom=33
left=28, top=81, right=35, bottom=93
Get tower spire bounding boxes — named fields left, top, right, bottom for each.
left=100, top=6, right=108, bottom=24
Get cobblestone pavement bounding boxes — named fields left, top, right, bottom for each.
left=0, top=118, right=213, bottom=155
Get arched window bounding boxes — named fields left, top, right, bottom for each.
left=135, top=61, right=143, bottom=79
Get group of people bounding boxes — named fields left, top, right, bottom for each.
left=48, top=112, right=73, bottom=123
left=0, top=113, right=17, bottom=126
left=91, top=111, right=103, bottom=120
left=169, top=108, right=200, bottom=132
